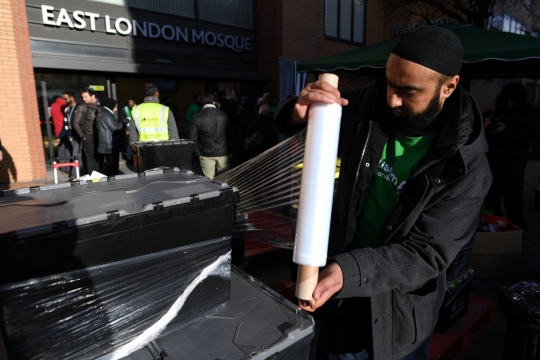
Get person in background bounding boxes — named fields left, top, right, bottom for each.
left=484, top=82, right=540, bottom=231
left=189, top=93, right=233, bottom=179
left=51, top=95, right=66, bottom=143
left=219, top=88, right=238, bottom=123
left=245, top=103, right=278, bottom=160
left=161, top=95, right=179, bottom=123
left=73, top=88, right=101, bottom=175
left=119, top=99, right=136, bottom=163
left=213, top=91, right=221, bottom=109
left=130, top=83, right=179, bottom=143
left=51, top=95, right=66, bottom=169
left=96, top=98, right=123, bottom=176
left=59, top=91, right=83, bottom=180
left=186, top=93, right=202, bottom=125
left=232, top=98, right=257, bottom=166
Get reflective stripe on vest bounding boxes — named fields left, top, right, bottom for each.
left=132, top=103, right=169, bottom=141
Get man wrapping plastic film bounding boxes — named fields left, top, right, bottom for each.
left=274, top=25, right=491, bottom=360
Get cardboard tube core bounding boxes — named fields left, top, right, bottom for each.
left=296, top=265, right=319, bottom=301
left=319, top=73, right=339, bottom=88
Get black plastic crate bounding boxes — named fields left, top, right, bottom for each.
left=131, top=140, right=193, bottom=172
left=125, top=266, right=315, bottom=360
left=0, top=238, right=232, bottom=360
left=436, top=269, right=474, bottom=333
left=0, top=169, right=239, bottom=285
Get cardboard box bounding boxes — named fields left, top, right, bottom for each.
left=471, top=223, right=523, bottom=278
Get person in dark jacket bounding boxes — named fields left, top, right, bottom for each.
left=245, top=104, right=278, bottom=160
left=58, top=91, right=83, bottom=180
left=74, top=88, right=101, bottom=175
left=189, top=93, right=233, bottom=179
left=484, top=82, right=540, bottom=231
left=96, top=98, right=123, bottom=176
left=274, top=26, right=491, bottom=360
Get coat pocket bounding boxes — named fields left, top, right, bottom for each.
left=393, top=278, right=440, bottom=347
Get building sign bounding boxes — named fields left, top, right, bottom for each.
left=40, top=5, right=252, bottom=52
left=392, top=17, right=448, bottom=36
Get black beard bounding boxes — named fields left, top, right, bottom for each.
left=391, top=92, right=443, bottom=136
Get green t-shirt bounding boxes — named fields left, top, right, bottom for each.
left=186, top=103, right=201, bottom=125
left=352, top=129, right=436, bottom=250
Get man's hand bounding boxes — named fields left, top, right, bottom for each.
left=298, top=262, right=344, bottom=312
left=292, top=81, right=349, bottom=126
left=0, top=150, right=3, bottom=162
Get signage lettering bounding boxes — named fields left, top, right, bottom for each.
left=40, top=5, right=252, bottom=52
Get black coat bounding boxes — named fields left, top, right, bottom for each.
left=189, top=106, right=233, bottom=157
left=485, top=103, right=540, bottom=169
left=274, top=82, right=491, bottom=360
left=96, top=108, right=123, bottom=154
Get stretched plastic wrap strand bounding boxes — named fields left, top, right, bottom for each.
left=0, top=237, right=231, bottom=360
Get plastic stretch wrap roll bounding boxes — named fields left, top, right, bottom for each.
left=293, top=74, right=342, bottom=268
left=0, top=237, right=231, bottom=360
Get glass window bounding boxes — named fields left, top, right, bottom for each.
left=502, top=14, right=511, bottom=32
left=353, top=0, right=365, bottom=43
left=339, top=0, right=352, bottom=41
left=198, top=0, right=254, bottom=29
left=325, top=0, right=365, bottom=44
left=325, top=0, right=338, bottom=38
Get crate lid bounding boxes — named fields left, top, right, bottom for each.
left=0, top=169, right=237, bottom=239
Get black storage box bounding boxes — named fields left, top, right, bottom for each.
left=125, top=266, right=315, bottom=360
left=131, top=140, right=193, bottom=172
left=0, top=169, right=239, bottom=360
left=0, top=168, right=238, bottom=283
left=435, top=269, right=474, bottom=333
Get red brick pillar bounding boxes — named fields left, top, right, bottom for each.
left=0, top=0, right=46, bottom=184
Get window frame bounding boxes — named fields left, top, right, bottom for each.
left=324, top=0, right=366, bottom=46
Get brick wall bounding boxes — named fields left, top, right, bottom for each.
left=282, top=0, right=387, bottom=63
left=258, top=0, right=388, bottom=96
left=0, top=0, right=45, bottom=184
left=257, top=0, right=283, bottom=97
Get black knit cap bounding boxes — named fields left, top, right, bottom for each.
left=101, top=97, right=117, bottom=111
left=391, top=25, right=464, bottom=76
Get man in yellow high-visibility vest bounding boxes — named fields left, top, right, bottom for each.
left=129, top=83, right=179, bottom=143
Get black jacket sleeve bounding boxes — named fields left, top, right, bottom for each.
left=189, top=117, right=200, bottom=157
left=273, top=96, right=306, bottom=137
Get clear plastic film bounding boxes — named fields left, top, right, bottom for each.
left=0, top=237, right=231, bottom=360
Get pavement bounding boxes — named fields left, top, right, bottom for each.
left=2, top=155, right=540, bottom=359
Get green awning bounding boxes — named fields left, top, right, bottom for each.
left=297, top=24, right=540, bottom=78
